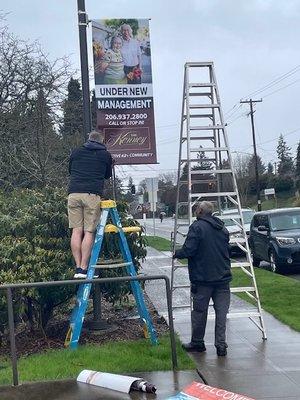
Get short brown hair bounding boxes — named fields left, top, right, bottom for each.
left=89, top=130, right=104, bottom=143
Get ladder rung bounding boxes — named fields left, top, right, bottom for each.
left=173, top=284, right=190, bottom=289
left=181, top=158, right=217, bottom=163
left=179, top=179, right=218, bottom=185
left=217, top=214, right=241, bottom=220
left=226, top=311, right=261, bottom=318
left=230, top=287, right=255, bottom=293
left=95, top=262, right=131, bottom=269
left=189, top=83, right=215, bottom=88
left=190, top=147, right=228, bottom=152
left=231, top=262, right=251, bottom=268
left=190, top=125, right=224, bottom=130
left=186, top=114, right=214, bottom=119
left=190, top=169, right=232, bottom=174
left=177, top=223, right=190, bottom=226
left=189, top=92, right=212, bottom=97
left=189, top=104, right=219, bottom=109
left=191, top=192, right=237, bottom=198
left=173, top=304, right=190, bottom=309
left=185, top=136, right=215, bottom=141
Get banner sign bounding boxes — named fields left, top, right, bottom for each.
left=92, top=19, right=157, bottom=165
left=167, top=382, right=255, bottom=400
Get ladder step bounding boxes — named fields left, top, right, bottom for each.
left=190, top=147, right=228, bottom=152
left=173, top=304, right=190, bottom=309
left=207, top=311, right=261, bottom=319
left=181, top=158, right=217, bottom=163
left=231, top=262, right=251, bottom=268
left=189, top=83, right=215, bottom=88
left=173, top=284, right=190, bottom=289
left=217, top=214, right=241, bottom=220
left=95, top=262, right=131, bottom=269
left=191, top=169, right=232, bottom=175
left=186, top=114, right=214, bottom=119
left=179, top=179, right=218, bottom=185
left=183, top=136, right=215, bottom=141
left=189, top=92, right=212, bottom=97
left=190, top=125, right=225, bottom=130
left=189, top=104, right=219, bottom=109
left=230, top=287, right=255, bottom=293
left=191, top=192, right=237, bottom=198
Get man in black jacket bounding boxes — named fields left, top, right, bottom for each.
left=68, top=130, right=113, bottom=278
left=173, top=201, right=231, bottom=356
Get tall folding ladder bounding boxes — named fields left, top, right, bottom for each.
left=65, top=200, right=158, bottom=348
left=171, top=62, right=267, bottom=339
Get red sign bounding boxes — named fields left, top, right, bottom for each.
left=168, top=382, right=255, bottom=400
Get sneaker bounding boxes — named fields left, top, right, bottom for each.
left=74, top=268, right=87, bottom=279
left=216, top=346, right=227, bottom=356
left=182, top=342, right=206, bottom=352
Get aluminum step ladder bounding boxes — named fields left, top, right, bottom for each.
left=171, top=61, right=267, bottom=339
left=65, top=200, right=158, bottom=348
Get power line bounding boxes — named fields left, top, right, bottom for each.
left=261, top=77, right=300, bottom=99
left=241, top=64, right=300, bottom=99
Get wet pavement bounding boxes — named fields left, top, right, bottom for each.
left=0, top=371, right=201, bottom=400
left=143, top=247, right=300, bottom=400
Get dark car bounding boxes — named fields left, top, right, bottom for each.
left=249, top=208, right=300, bottom=273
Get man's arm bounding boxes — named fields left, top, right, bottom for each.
left=68, top=152, right=73, bottom=175
left=105, top=154, right=113, bottom=179
left=174, top=223, right=201, bottom=259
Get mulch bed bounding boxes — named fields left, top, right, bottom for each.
left=0, top=295, right=169, bottom=358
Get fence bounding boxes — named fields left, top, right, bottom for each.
left=0, top=274, right=177, bottom=386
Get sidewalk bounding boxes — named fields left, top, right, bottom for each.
left=143, top=246, right=300, bottom=400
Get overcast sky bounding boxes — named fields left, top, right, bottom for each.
left=3, top=0, right=300, bottom=183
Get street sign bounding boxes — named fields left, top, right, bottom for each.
left=264, top=188, right=275, bottom=196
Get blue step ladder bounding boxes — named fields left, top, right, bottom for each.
left=65, top=200, right=158, bottom=349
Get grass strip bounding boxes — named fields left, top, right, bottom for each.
left=0, top=336, right=194, bottom=385
left=146, top=236, right=172, bottom=251
left=147, top=235, right=300, bottom=332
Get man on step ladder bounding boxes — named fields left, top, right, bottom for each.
left=67, top=130, right=113, bottom=278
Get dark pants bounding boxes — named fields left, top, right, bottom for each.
left=124, top=65, right=141, bottom=84
left=191, top=283, right=230, bottom=348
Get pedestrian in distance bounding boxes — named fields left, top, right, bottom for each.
left=173, top=201, right=231, bottom=356
left=159, top=212, right=164, bottom=223
left=68, top=130, right=113, bottom=278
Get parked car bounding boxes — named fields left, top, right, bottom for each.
left=214, top=208, right=255, bottom=254
left=249, top=208, right=300, bottom=273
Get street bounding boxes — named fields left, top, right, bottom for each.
left=139, top=217, right=300, bottom=280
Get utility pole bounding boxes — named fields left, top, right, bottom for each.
left=240, top=98, right=262, bottom=211
left=77, top=0, right=92, bottom=140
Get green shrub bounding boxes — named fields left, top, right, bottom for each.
left=0, top=189, right=146, bottom=336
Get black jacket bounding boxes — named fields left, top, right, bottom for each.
left=68, top=140, right=113, bottom=195
left=174, top=215, right=231, bottom=285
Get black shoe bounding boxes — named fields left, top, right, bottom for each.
left=182, top=342, right=206, bottom=352
left=73, top=268, right=87, bottom=279
left=216, top=346, right=227, bottom=356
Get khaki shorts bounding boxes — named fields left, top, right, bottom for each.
left=67, top=193, right=101, bottom=232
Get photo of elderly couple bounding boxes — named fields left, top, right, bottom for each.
left=92, top=19, right=152, bottom=85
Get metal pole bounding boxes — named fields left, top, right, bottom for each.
left=151, top=178, right=156, bottom=235
left=112, top=164, right=116, bottom=201
left=6, top=288, right=19, bottom=386
left=249, top=99, right=261, bottom=212
left=240, top=98, right=262, bottom=211
left=164, top=277, right=178, bottom=369
left=77, top=0, right=92, bottom=140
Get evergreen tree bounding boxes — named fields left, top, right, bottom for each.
left=267, top=162, right=274, bottom=175
left=247, top=155, right=266, bottom=176
left=277, top=134, right=294, bottom=176
left=60, top=78, right=83, bottom=142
